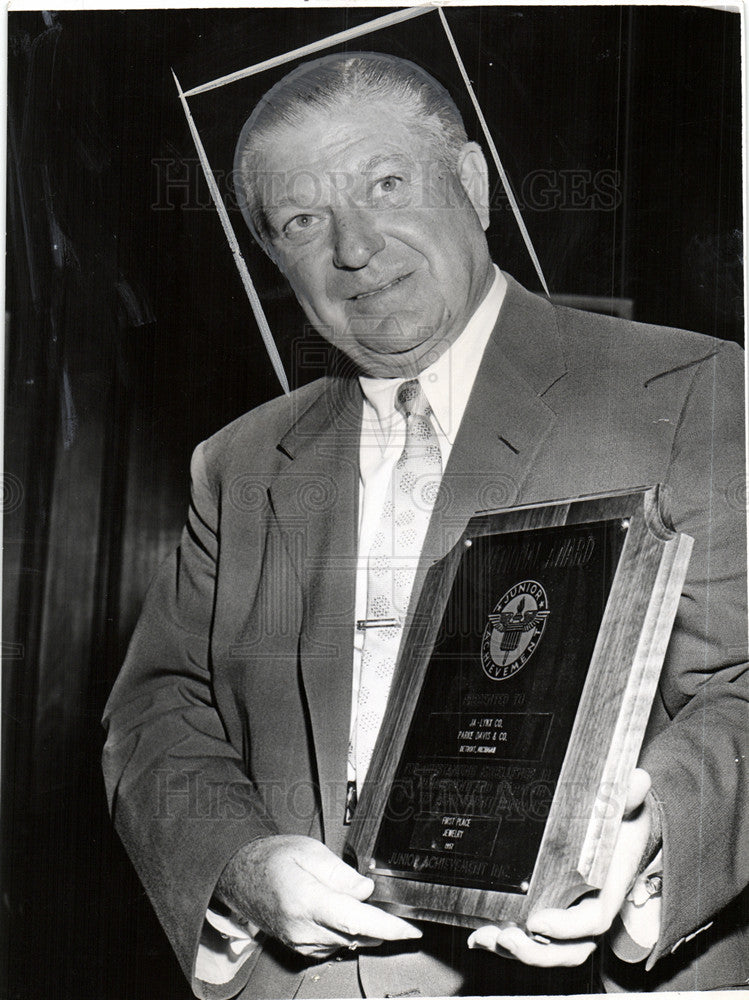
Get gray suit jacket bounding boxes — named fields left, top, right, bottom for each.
left=102, top=275, right=748, bottom=997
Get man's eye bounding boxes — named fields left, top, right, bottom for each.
left=369, top=175, right=409, bottom=208
left=377, top=175, right=402, bottom=194
left=284, top=214, right=319, bottom=236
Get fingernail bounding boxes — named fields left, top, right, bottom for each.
left=468, top=928, right=504, bottom=951
left=402, top=925, right=422, bottom=938
left=526, top=917, right=551, bottom=937
left=529, top=932, right=550, bottom=944
left=467, top=931, right=484, bottom=950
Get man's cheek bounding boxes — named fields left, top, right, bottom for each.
left=281, top=261, right=323, bottom=306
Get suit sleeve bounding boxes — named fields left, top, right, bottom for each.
left=639, top=340, right=748, bottom=967
left=102, top=442, right=277, bottom=999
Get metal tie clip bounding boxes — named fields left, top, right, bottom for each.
left=356, top=618, right=401, bottom=630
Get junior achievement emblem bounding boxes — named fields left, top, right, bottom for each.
left=481, top=580, right=550, bottom=680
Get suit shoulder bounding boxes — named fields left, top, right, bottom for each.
left=552, top=301, right=743, bottom=379
left=197, top=377, right=332, bottom=472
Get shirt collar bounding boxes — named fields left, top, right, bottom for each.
left=359, top=265, right=506, bottom=446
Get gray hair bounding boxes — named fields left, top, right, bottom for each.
left=233, top=51, right=468, bottom=249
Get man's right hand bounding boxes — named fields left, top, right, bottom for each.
left=215, top=834, right=422, bottom=959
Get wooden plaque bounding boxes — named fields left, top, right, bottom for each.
left=345, top=486, right=693, bottom=929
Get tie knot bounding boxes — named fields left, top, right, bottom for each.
left=397, top=379, right=430, bottom=419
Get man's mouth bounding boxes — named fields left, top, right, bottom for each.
left=350, top=273, right=413, bottom=300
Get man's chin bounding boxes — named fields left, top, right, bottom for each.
left=352, top=337, right=449, bottom=378
left=319, top=311, right=455, bottom=376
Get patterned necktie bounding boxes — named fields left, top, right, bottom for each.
left=354, top=379, right=443, bottom=785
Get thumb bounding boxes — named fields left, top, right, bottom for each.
left=624, top=768, right=651, bottom=815
left=314, top=850, right=374, bottom=899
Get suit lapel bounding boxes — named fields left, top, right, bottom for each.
left=416, top=274, right=567, bottom=610
left=268, top=377, right=362, bottom=854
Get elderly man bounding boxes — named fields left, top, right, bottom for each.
left=103, top=53, right=747, bottom=999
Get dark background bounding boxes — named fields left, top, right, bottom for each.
left=3, top=7, right=743, bottom=999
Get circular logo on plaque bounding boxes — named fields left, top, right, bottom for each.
left=481, top=580, right=550, bottom=681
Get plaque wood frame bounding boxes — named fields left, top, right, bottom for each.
left=346, top=486, right=693, bottom=930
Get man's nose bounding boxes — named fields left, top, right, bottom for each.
left=332, top=211, right=385, bottom=270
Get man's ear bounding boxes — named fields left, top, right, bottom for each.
left=456, top=141, right=490, bottom=231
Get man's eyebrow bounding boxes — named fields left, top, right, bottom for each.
left=266, top=196, right=296, bottom=212
left=360, top=152, right=414, bottom=174
left=265, top=194, right=322, bottom=215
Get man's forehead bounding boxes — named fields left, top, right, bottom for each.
left=253, top=107, right=433, bottom=204
left=258, top=98, right=430, bottom=165
left=261, top=142, right=416, bottom=180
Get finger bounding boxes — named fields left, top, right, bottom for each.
left=471, top=925, right=597, bottom=968
left=315, top=892, right=422, bottom=942
left=293, top=933, right=384, bottom=960
left=321, top=858, right=374, bottom=900
left=527, top=897, right=612, bottom=941
left=295, top=942, right=345, bottom=960
left=339, top=935, right=385, bottom=951
left=284, top=920, right=382, bottom=956
left=283, top=923, right=359, bottom=957
left=300, top=846, right=374, bottom=900
left=467, top=924, right=516, bottom=959
left=528, top=851, right=641, bottom=940
left=624, top=768, right=651, bottom=814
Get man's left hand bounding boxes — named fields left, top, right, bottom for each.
left=467, top=768, right=654, bottom=967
